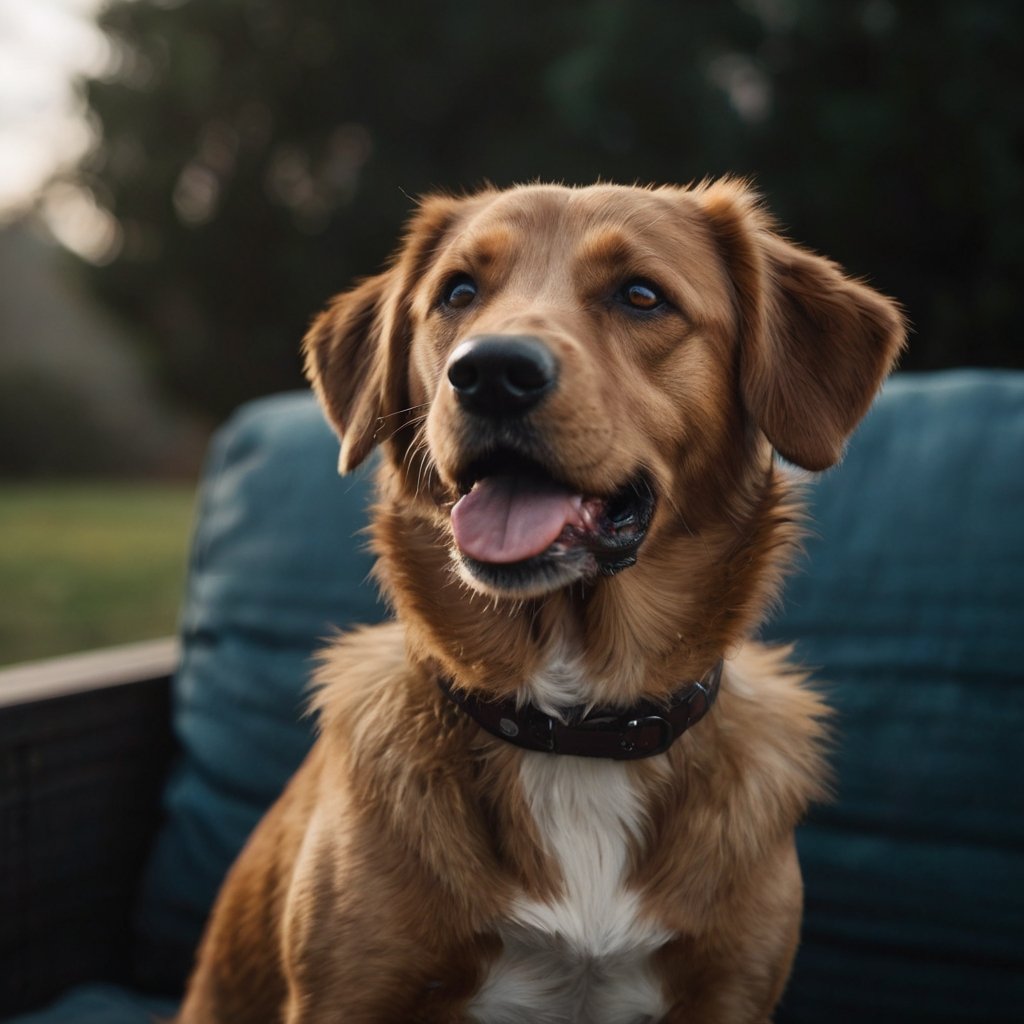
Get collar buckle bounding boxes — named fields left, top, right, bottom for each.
left=526, top=711, right=556, bottom=752
left=619, top=715, right=674, bottom=757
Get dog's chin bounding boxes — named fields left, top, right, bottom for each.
left=455, top=544, right=598, bottom=599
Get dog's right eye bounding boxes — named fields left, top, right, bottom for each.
left=618, top=279, right=666, bottom=312
left=442, top=275, right=478, bottom=310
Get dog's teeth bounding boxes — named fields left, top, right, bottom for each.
left=579, top=498, right=605, bottom=531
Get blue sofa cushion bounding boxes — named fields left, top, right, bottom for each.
left=133, top=393, right=383, bottom=992
left=768, top=371, right=1024, bottom=1022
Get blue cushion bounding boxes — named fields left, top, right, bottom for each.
left=133, top=393, right=383, bottom=992
left=5, top=984, right=176, bottom=1024
left=768, top=371, right=1024, bottom=1022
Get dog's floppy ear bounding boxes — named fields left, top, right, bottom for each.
left=303, top=271, right=399, bottom=474
left=303, top=195, right=463, bottom=474
left=701, top=181, right=907, bottom=471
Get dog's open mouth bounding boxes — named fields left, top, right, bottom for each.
left=450, top=450, right=655, bottom=593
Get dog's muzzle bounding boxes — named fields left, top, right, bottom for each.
left=443, top=334, right=655, bottom=594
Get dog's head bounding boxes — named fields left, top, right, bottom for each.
left=305, top=181, right=904, bottom=600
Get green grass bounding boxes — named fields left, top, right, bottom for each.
left=0, top=483, right=196, bottom=666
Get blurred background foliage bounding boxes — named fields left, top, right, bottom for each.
left=66, top=0, right=1024, bottom=420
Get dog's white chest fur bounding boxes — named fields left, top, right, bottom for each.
left=468, top=754, right=671, bottom=1024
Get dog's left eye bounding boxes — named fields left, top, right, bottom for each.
left=441, top=274, right=478, bottom=310
left=618, top=280, right=665, bottom=311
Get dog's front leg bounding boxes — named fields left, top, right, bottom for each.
left=655, top=839, right=804, bottom=1024
left=657, top=963, right=793, bottom=1024
left=281, top=853, right=433, bottom=1021
left=283, top=956, right=486, bottom=1024
left=281, top=842, right=492, bottom=1023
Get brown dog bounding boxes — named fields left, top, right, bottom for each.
left=177, top=180, right=905, bottom=1023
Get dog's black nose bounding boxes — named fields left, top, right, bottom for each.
left=446, top=335, right=558, bottom=416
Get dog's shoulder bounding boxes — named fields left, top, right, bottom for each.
left=690, top=642, right=832, bottom=841
left=719, top=642, right=831, bottom=770
left=307, top=623, right=513, bottom=899
left=310, top=620, right=411, bottom=726
left=310, top=620, right=474, bottom=759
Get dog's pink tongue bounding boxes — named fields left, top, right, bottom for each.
left=452, top=476, right=582, bottom=563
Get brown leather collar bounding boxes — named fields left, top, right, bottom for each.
left=437, top=660, right=722, bottom=761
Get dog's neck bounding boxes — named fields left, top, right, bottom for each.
left=437, top=657, right=722, bottom=760
left=518, top=630, right=589, bottom=714
left=371, top=452, right=798, bottom=707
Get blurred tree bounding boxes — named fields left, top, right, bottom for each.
left=64, top=0, right=1023, bottom=417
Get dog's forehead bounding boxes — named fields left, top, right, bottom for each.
left=454, top=184, right=699, bottom=250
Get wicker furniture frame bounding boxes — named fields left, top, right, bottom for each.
left=0, top=639, right=179, bottom=1017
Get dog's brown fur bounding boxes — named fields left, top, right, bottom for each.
left=177, top=180, right=905, bottom=1023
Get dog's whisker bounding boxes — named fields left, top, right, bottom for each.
left=412, top=437, right=435, bottom=500
left=399, top=426, right=436, bottom=500
left=377, top=411, right=429, bottom=447
left=376, top=402, right=431, bottom=422
left=400, top=429, right=427, bottom=471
